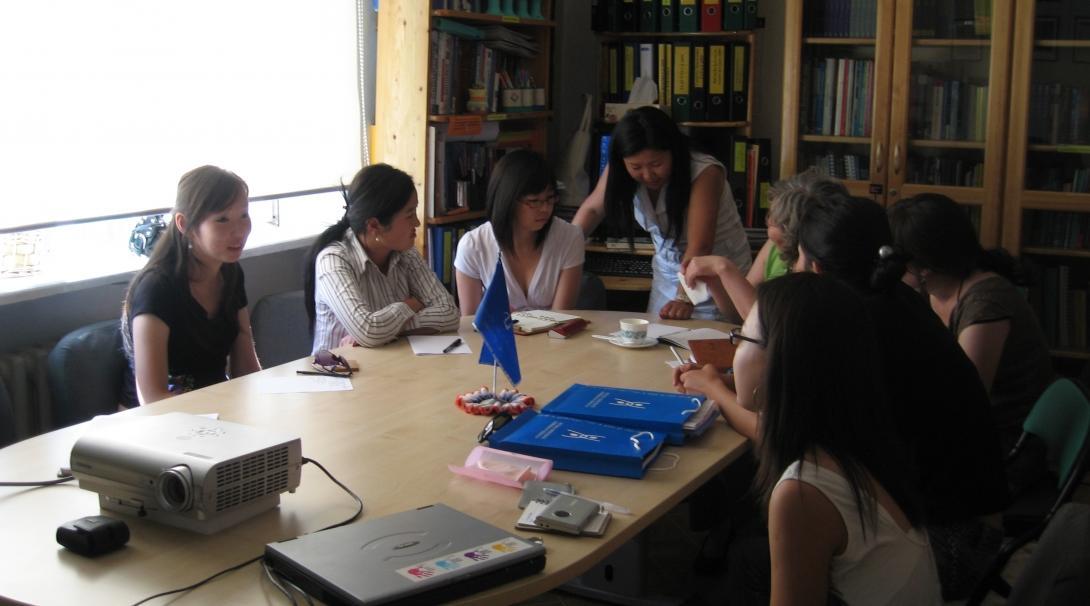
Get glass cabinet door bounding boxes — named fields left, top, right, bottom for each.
left=887, top=0, right=1012, bottom=245
left=788, top=0, right=892, bottom=199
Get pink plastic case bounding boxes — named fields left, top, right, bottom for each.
left=447, top=446, right=553, bottom=488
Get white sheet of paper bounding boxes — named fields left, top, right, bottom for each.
left=256, top=376, right=353, bottom=394
left=677, top=272, right=711, bottom=305
left=408, top=335, right=472, bottom=355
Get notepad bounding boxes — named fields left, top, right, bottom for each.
left=657, top=327, right=734, bottom=350
left=511, top=310, right=583, bottom=335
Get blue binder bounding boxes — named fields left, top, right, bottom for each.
left=486, top=411, right=666, bottom=479
left=542, top=384, right=704, bottom=445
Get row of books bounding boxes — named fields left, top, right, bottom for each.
left=913, top=0, right=992, bottom=38
left=1028, top=264, right=1089, bottom=350
left=907, top=75, right=989, bottom=142
left=426, top=124, right=543, bottom=218
left=801, top=57, right=875, bottom=137
left=428, top=29, right=532, bottom=115
left=604, top=41, right=749, bottom=122
left=1028, top=83, right=1090, bottom=146
left=591, top=0, right=759, bottom=33
left=803, top=0, right=877, bottom=38
left=1024, top=211, right=1090, bottom=251
left=1026, top=165, right=1090, bottom=194
left=431, top=0, right=545, bottom=19
left=427, top=221, right=483, bottom=294
left=805, top=152, right=869, bottom=181
left=906, top=157, right=984, bottom=188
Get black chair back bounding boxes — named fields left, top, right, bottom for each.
left=47, top=320, right=126, bottom=428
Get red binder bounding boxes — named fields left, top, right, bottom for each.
left=701, top=0, right=723, bottom=32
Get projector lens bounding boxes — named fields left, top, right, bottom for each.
left=156, top=466, right=193, bottom=512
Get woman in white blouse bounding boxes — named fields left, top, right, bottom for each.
left=454, top=150, right=584, bottom=314
left=304, top=163, right=459, bottom=351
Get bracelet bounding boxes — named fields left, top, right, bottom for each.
left=455, top=387, right=535, bottom=416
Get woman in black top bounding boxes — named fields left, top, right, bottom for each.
left=121, top=165, right=261, bottom=405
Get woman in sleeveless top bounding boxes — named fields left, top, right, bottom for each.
left=677, top=272, right=941, bottom=604
left=573, top=106, right=750, bottom=321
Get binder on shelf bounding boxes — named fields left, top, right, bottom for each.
left=701, top=0, right=723, bottom=32
left=678, top=0, right=699, bottom=32
left=623, top=41, right=639, bottom=101
left=619, top=0, right=639, bottom=32
left=672, top=42, right=692, bottom=122
left=657, top=42, right=673, bottom=108
left=743, top=0, right=759, bottom=30
left=639, top=0, right=659, bottom=32
left=707, top=43, right=728, bottom=121
left=729, top=41, right=749, bottom=122
left=607, top=43, right=620, bottom=102
left=542, top=383, right=711, bottom=445
left=747, top=138, right=772, bottom=228
left=724, top=0, right=744, bottom=31
left=690, top=45, right=707, bottom=121
left=659, top=0, right=677, bottom=33
left=486, top=410, right=667, bottom=479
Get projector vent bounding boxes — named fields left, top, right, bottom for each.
left=212, top=445, right=293, bottom=512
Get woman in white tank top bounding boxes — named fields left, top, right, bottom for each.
left=679, top=272, right=941, bottom=604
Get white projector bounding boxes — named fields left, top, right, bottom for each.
left=70, top=412, right=302, bottom=534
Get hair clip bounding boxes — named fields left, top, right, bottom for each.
left=877, top=245, right=895, bottom=259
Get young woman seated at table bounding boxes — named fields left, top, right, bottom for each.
left=121, top=165, right=261, bottom=405
left=573, top=106, right=751, bottom=320
left=677, top=272, right=941, bottom=604
left=304, top=163, right=459, bottom=351
left=889, top=193, right=1053, bottom=451
left=454, top=149, right=584, bottom=314
left=680, top=170, right=847, bottom=319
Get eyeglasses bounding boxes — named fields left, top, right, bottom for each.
left=477, top=413, right=513, bottom=443
left=312, top=349, right=353, bottom=377
left=727, top=327, right=763, bottom=347
left=521, top=193, right=559, bottom=209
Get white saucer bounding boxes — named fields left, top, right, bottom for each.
left=609, top=336, right=658, bottom=349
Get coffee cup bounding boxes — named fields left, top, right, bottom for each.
left=618, top=318, right=649, bottom=344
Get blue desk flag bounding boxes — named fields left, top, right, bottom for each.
left=475, top=258, right=521, bottom=385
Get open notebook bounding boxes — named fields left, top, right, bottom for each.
left=656, top=327, right=734, bottom=350
left=511, top=310, right=583, bottom=335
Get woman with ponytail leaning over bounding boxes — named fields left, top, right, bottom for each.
left=121, top=165, right=261, bottom=405
left=304, top=164, right=459, bottom=351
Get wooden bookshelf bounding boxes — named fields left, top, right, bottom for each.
left=781, top=0, right=1013, bottom=247
left=426, top=210, right=487, bottom=226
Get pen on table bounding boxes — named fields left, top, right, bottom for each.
left=669, top=346, right=686, bottom=365
left=296, top=370, right=348, bottom=377
left=442, top=338, right=463, bottom=354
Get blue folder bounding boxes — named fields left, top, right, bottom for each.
left=542, top=384, right=705, bottom=445
left=486, top=410, right=666, bottom=479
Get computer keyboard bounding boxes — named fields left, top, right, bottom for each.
left=584, top=252, right=653, bottom=277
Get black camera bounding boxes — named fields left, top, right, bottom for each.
left=129, top=215, right=167, bottom=257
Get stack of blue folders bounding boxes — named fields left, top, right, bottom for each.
left=487, top=410, right=666, bottom=479
left=543, top=384, right=719, bottom=446
left=486, top=385, right=720, bottom=479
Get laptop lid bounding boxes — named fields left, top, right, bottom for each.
left=265, top=503, right=546, bottom=606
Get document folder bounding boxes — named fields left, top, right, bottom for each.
left=487, top=410, right=666, bottom=479
left=542, top=383, right=706, bottom=445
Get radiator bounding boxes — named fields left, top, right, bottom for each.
left=0, top=345, right=54, bottom=441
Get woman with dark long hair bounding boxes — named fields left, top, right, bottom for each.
left=679, top=272, right=940, bottom=603
left=573, top=106, right=750, bottom=320
left=454, top=150, right=583, bottom=314
left=121, top=165, right=260, bottom=405
left=889, top=193, right=1053, bottom=449
left=304, top=164, right=458, bottom=351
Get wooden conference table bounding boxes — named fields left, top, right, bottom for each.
left=0, top=311, right=748, bottom=605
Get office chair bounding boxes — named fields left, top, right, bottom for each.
left=251, top=290, right=311, bottom=367
left=47, top=319, right=126, bottom=429
left=575, top=272, right=608, bottom=311
left=968, top=378, right=1090, bottom=604
left=0, top=376, right=15, bottom=447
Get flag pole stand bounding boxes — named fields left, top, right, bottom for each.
left=492, top=360, right=499, bottom=394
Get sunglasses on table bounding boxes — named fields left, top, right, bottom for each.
left=477, top=413, right=513, bottom=444
left=311, top=349, right=354, bottom=377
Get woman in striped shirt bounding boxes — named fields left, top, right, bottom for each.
left=304, top=164, right=459, bottom=351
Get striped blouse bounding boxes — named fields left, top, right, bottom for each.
left=311, top=228, right=459, bottom=352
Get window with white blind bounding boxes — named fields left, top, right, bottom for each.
left=0, top=0, right=371, bottom=233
